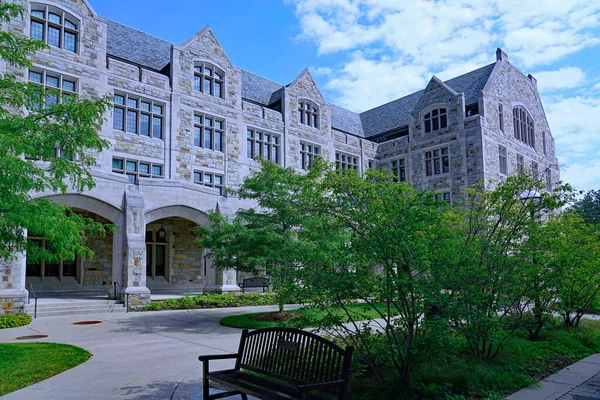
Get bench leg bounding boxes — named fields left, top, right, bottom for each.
left=240, top=394, right=248, bottom=400
left=202, top=360, right=210, bottom=400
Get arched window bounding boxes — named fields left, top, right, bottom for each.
left=512, top=106, right=534, bottom=147
left=30, top=3, right=79, bottom=53
left=194, top=62, right=224, bottom=99
left=424, top=108, right=447, bottom=133
left=298, top=100, right=319, bottom=128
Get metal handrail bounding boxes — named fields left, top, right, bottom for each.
left=27, top=283, right=38, bottom=319
left=113, top=282, right=129, bottom=313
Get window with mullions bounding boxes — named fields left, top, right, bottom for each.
left=424, top=108, right=447, bottom=133
left=30, top=4, right=79, bottom=53
left=513, top=106, right=535, bottom=147
left=531, top=161, right=538, bottom=179
left=194, top=114, right=224, bottom=151
left=28, top=69, right=77, bottom=108
left=145, top=231, right=166, bottom=279
left=26, top=238, right=77, bottom=279
left=193, top=171, right=224, bottom=195
left=112, top=158, right=163, bottom=185
left=335, top=152, right=358, bottom=171
left=247, top=129, right=280, bottom=164
left=113, top=93, right=164, bottom=139
left=298, top=100, right=319, bottom=128
left=499, top=145, right=508, bottom=175
left=391, top=158, right=406, bottom=182
left=434, top=192, right=451, bottom=204
left=517, top=154, right=525, bottom=175
left=194, top=62, right=224, bottom=99
left=425, top=147, right=449, bottom=176
left=300, top=142, right=321, bottom=170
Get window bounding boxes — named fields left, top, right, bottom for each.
left=298, top=100, right=319, bottom=128
left=513, top=106, right=535, bottom=147
left=542, top=132, right=547, bottom=155
left=193, top=171, right=225, bottom=195
left=30, top=4, right=79, bottom=53
left=434, top=192, right=451, bottom=204
left=499, top=145, right=508, bottom=175
left=499, top=104, right=504, bottom=132
left=26, top=238, right=76, bottom=279
left=516, top=154, right=524, bottom=175
left=247, top=129, right=280, bottom=164
left=194, top=114, right=224, bottom=151
left=194, top=62, right=224, bottom=99
left=425, top=148, right=449, bottom=176
left=531, top=161, right=539, bottom=179
left=112, top=157, right=163, bottom=185
left=424, top=108, right=447, bottom=133
left=368, top=160, right=374, bottom=169
left=113, top=93, right=164, bottom=139
left=146, top=231, right=166, bottom=279
left=391, top=158, right=406, bottom=182
left=300, top=142, right=320, bottom=170
left=28, top=69, right=77, bottom=108
left=335, top=152, right=358, bottom=171
left=545, top=170, right=552, bottom=192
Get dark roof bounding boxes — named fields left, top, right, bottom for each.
left=359, top=63, right=496, bottom=137
left=106, top=20, right=172, bottom=71
left=329, top=103, right=364, bottom=136
left=241, top=70, right=284, bottom=105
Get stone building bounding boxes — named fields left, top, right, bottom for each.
left=0, top=0, right=559, bottom=312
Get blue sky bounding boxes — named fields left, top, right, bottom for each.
left=91, top=0, right=600, bottom=191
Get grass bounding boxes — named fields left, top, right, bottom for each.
left=350, top=319, right=600, bottom=399
left=0, top=343, right=91, bottom=396
left=138, top=293, right=278, bottom=311
left=0, top=314, right=32, bottom=329
left=220, top=303, right=395, bottom=329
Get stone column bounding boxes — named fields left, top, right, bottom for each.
left=0, top=248, right=28, bottom=315
left=123, top=188, right=151, bottom=306
left=203, top=266, right=240, bottom=294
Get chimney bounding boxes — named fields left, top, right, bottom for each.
left=527, top=74, right=537, bottom=88
left=496, top=48, right=508, bottom=62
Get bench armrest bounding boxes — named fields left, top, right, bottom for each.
left=198, top=353, right=239, bottom=362
left=298, top=379, right=346, bottom=392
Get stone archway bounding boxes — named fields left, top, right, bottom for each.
left=145, top=205, right=210, bottom=227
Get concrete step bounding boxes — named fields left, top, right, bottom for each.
left=23, top=299, right=126, bottom=317
left=28, top=308, right=127, bottom=317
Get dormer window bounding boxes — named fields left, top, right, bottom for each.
left=513, top=106, right=535, bottom=147
left=194, top=63, right=224, bottom=99
left=30, top=4, right=79, bottom=53
left=424, top=108, right=447, bottom=133
left=298, top=100, right=319, bottom=128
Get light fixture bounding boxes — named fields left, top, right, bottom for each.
left=157, top=223, right=166, bottom=242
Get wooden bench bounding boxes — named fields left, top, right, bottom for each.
left=199, top=327, right=353, bottom=400
left=239, top=277, right=270, bottom=294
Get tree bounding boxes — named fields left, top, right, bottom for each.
left=572, top=189, right=600, bottom=225
left=0, top=4, right=112, bottom=263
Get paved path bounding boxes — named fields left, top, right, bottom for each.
left=507, top=354, right=600, bottom=400
left=0, top=306, right=282, bottom=400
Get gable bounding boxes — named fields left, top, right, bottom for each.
left=180, top=26, right=233, bottom=70
left=287, top=69, right=325, bottom=104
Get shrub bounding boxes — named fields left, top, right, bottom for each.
left=138, top=293, right=278, bottom=311
left=0, top=313, right=32, bottom=329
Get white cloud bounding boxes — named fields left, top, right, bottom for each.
left=593, top=83, right=600, bottom=90
left=546, top=96, right=600, bottom=163
left=533, top=67, right=586, bottom=91
left=561, top=161, right=600, bottom=192
left=310, top=66, right=332, bottom=76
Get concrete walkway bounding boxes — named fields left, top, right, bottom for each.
left=0, top=306, right=280, bottom=400
left=507, top=354, right=600, bottom=400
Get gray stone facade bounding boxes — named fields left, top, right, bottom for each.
left=0, top=0, right=559, bottom=312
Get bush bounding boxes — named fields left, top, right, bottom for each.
left=139, top=293, right=278, bottom=311
left=0, top=314, right=32, bottom=329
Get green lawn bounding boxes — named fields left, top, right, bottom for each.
left=0, top=343, right=91, bottom=396
left=220, top=303, right=395, bottom=329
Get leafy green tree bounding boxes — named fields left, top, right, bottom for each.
left=572, top=189, right=600, bottom=225
left=0, top=4, right=112, bottom=263
left=441, top=175, right=572, bottom=354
